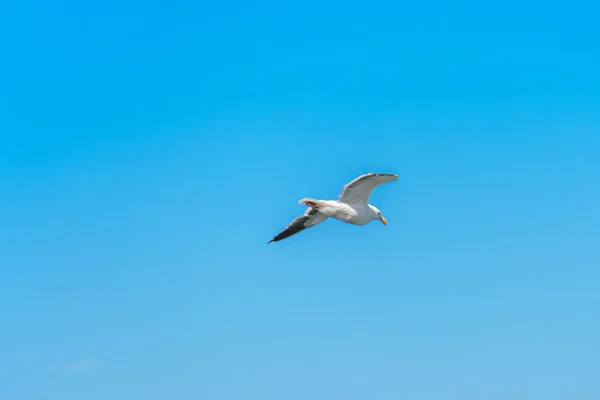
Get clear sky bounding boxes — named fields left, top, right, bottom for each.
left=1, top=1, right=599, bottom=399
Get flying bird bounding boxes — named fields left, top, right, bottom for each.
left=268, top=172, right=399, bottom=244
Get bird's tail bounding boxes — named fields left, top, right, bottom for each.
left=299, top=198, right=324, bottom=210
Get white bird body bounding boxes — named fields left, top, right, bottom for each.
left=269, top=172, right=398, bottom=243
left=299, top=200, right=375, bottom=225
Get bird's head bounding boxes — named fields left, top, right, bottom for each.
left=369, top=205, right=387, bottom=226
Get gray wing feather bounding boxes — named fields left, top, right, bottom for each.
left=338, top=172, right=398, bottom=204
left=268, top=208, right=328, bottom=244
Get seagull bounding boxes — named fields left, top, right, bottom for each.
left=268, top=172, right=399, bottom=244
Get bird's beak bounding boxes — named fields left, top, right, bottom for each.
left=380, top=216, right=388, bottom=225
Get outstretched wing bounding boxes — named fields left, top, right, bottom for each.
left=338, top=172, right=398, bottom=204
left=268, top=208, right=328, bottom=244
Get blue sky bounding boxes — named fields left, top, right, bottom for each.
left=1, top=1, right=599, bottom=399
